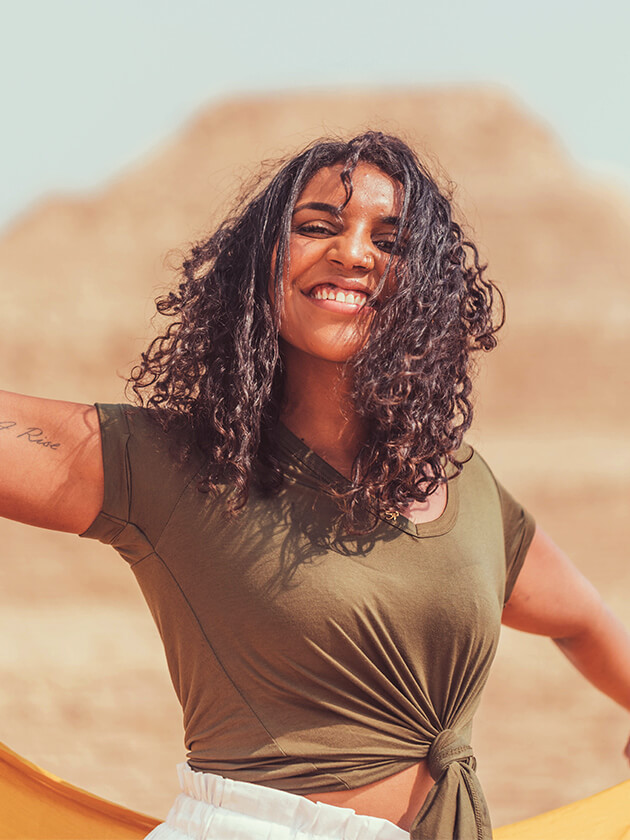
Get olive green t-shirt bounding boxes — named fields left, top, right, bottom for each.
left=81, top=404, right=535, bottom=839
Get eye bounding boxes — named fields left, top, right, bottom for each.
left=373, top=236, right=397, bottom=254
left=294, top=221, right=337, bottom=237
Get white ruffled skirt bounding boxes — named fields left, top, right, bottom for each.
left=145, top=764, right=408, bottom=839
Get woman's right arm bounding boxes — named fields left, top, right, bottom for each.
left=0, top=391, right=103, bottom=534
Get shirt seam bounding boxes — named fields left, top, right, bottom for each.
left=474, top=449, right=534, bottom=605
left=137, top=544, right=294, bottom=757
left=82, top=511, right=127, bottom=544
left=92, top=422, right=291, bottom=756
left=149, top=463, right=207, bottom=548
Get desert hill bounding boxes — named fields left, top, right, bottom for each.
left=1, top=88, right=629, bottom=827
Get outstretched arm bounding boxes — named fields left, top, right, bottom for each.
left=503, top=526, right=630, bottom=758
left=0, top=390, right=103, bottom=534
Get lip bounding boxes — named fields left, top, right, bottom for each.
left=301, top=281, right=375, bottom=314
left=305, top=277, right=373, bottom=296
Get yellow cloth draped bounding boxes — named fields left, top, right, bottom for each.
left=1, top=740, right=628, bottom=840
left=494, top=778, right=630, bottom=840
left=0, top=741, right=158, bottom=840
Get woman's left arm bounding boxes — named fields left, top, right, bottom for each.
left=502, top=526, right=630, bottom=760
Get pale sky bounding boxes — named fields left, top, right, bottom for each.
left=1, top=0, right=629, bottom=230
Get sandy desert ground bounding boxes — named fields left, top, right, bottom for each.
left=1, top=89, right=629, bottom=829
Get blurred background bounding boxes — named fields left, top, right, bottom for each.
left=1, top=0, right=629, bottom=829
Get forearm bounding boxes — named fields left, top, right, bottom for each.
left=554, top=600, right=630, bottom=713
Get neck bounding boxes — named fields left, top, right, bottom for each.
left=279, top=348, right=366, bottom=478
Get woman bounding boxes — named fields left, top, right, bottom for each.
left=1, top=132, right=629, bottom=840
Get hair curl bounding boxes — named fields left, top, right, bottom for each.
left=129, top=131, right=504, bottom=532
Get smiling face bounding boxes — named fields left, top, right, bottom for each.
left=272, top=162, right=401, bottom=366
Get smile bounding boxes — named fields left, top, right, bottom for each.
left=307, top=284, right=369, bottom=308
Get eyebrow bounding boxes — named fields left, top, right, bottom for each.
left=293, top=201, right=399, bottom=226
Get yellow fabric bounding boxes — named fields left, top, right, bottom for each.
left=493, top=779, right=630, bottom=840
left=1, top=740, right=628, bottom=840
left=0, top=741, right=158, bottom=840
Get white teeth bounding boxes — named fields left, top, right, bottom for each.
left=311, top=286, right=366, bottom=306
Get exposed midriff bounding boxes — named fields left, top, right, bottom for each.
left=305, top=759, right=434, bottom=831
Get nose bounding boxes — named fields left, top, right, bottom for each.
left=327, top=229, right=375, bottom=272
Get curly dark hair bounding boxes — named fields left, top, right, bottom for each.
left=129, top=131, right=504, bottom=531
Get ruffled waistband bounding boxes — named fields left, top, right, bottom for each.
left=144, top=764, right=408, bottom=840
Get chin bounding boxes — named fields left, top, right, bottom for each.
left=280, top=336, right=364, bottom=367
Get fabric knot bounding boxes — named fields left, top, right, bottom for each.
left=427, top=728, right=475, bottom=782
left=411, top=729, right=490, bottom=839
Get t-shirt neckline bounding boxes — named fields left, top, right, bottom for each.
left=274, top=422, right=459, bottom=538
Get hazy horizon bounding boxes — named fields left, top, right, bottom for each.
left=2, top=0, right=629, bottom=230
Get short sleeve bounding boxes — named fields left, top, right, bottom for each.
left=79, top=403, right=202, bottom=562
left=495, top=480, right=536, bottom=603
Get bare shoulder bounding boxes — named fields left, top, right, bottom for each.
left=0, top=390, right=103, bottom=534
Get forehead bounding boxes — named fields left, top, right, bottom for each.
left=297, top=162, right=401, bottom=214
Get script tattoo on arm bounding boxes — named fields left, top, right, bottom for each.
left=0, top=420, right=61, bottom=450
